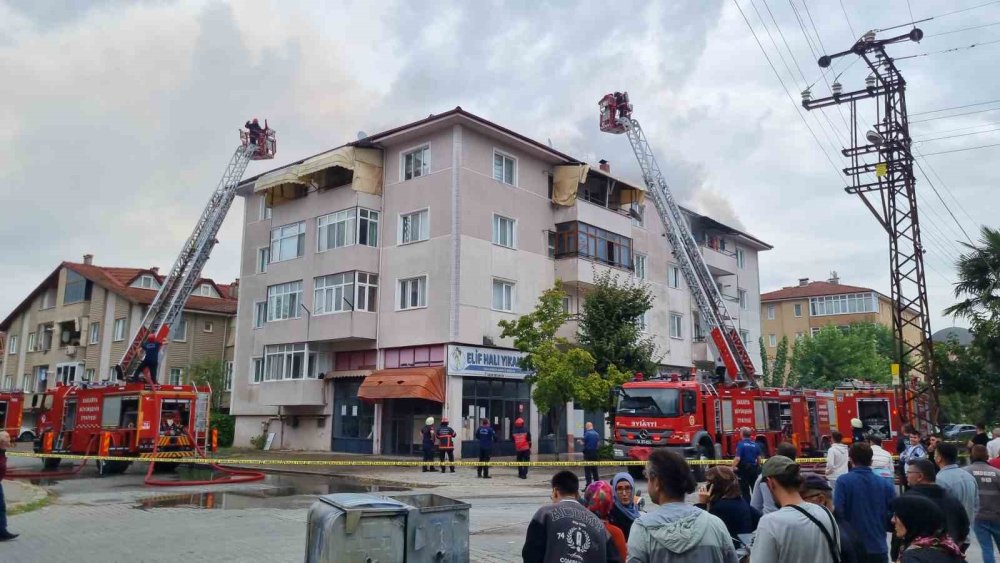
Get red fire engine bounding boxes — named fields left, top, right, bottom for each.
left=34, top=382, right=210, bottom=475
left=0, top=391, right=24, bottom=440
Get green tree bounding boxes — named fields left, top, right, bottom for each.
left=772, top=336, right=789, bottom=383
left=789, top=323, right=894, bottom=389
left=759, top=337, right=772, bottom=385
left=188, top=358, right=227, bottom=412
left=499, top=281, right=570, bottom=371
left=578, top=269, right=658, bottom=376
left=944, top=226, right=1000, bottom=322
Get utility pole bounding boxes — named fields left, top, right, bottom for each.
left=801, top=28, right=939, bottom=428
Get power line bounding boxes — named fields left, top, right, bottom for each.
left=912, top=146, right=980, bottom=227
left=925, top=20, right=1000, bottom=38
left=894, top=37, right=1000, bottom=61
left=912, top=120, right=1000, bottom=135
left=910, top=106, right=1000, bottom=123
left=912, top=158, right=976, bottom=245
left=910, top=98, right=1000, bottom=116
left=878, top=0, right=1000, bottom=32
left=918, top=142, right=1000, bottom=156
left=731, top=0, right=846, bottom=178
left=913, top=126, right=1000, bottom=143
left=838, top=0, right=857, bottom=39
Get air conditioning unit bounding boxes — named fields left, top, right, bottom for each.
left=65, top=345, right=77, bottom=356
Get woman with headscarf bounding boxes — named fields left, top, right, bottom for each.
left=609, top=472, right=642, bottom=539
left=695, top=466, right=761, bottom=540
left=890, top=495, right=965, bottom=562
left=585, top=481, right=628, bottom=561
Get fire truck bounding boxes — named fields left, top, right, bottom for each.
left=0, top=391, right=24, bottom=440
left=34, top=382, right=210, bottom=474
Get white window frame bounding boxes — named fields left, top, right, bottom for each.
left=401, top=144, right=430, bottom=181
left=27, top=332, right=36, bottom=352
left=794, top=303, right=803, bottom=317
left=668, top=266, right=681, bottom=289
left=39, top=289, right=56, bottom=310
left=492, top=149, right=517, bottom=186
left=257, top=247, right=269, bottom=274
left=22, top=373, right=33, bottom=393
left=314, top=272, right=355, bottom=315
left=736, top=247, right=746, bottom=269
left=357, top=208, right=379, bottom=248
left=263, top=343, right=318, bottom=381
left=397, top=276, right=428, bottom=311
left=768, top=334, right=777, bottom=347
left=795, top=331, right=804, bottom=340
left=84, top=368, right=95, bottom=382
left=253, top=301, right=267, bottom=329
left=132, top=275, right=160, bottom=290
left=169, top=368, right=183, bottom=386
left=809, top=292, right=878, bottom=317
left=635, top=254, right=647, bottom=280
left=89, top=322, right=100, bottom=345
left=738, top=289, right=748, bottom=310
left=224, top=361, right=233, bottom=391
left=638, top=311, right=649, bottom=332
left=492, top=214, right=516, bottom=249
left=398, top=208, right=430, bottom=245
left=317, top=208, right=357, bottom=252
left=810, top=327, right=821, bottom=337
left=112, top=319, right=126, bottom=342
left=356, top=272, right=378, bottom=313
left=203, top=321, right=214, bottom=333
left=198, top=284, right=216, bottom=297
left=270, top=221, right=306, bottom=263
left=251, top=357, right=264, bottom=384
left=669, top=313, right=683, bottom=339
left=266, top=281, right=303, bottom=322
left=4, top=375, right=13, bottom=389
left=172, top=318, right=187, bottom=342
left=561, top=296, right=572, bottom=314
left=8, top=334, right=17, bottom=354
left=34, top=366, right=48, bottom=391
left=492, top=279, right=515, bottom=312
left=259, top=196, right=272, bottom=221
left=766, top=304, right=775, bottom=320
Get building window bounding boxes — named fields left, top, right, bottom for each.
left=561, top=296, right=572, bottom=314
left=203, top=321, right=214, bottom=333
left=112, top=319, right=126, bottom=342
left=27, top=332, right=36, bottom=352
left=461, top=377, right=530, bottom=443
left=638, top=311, right=649, bottom=332
left=89, top=323, right=100, bottom=345
left=38, top=325, right=53, bottom=351
left=257, top=247, right=269, bottom=274
left=264, top=343, right=318, bottom=381
left=56, top=362, right=80, bottom=385
left=334, top=350, right=378, bottom=371
left=383, top=345, right=445, bottom=368
left=402, top=145, right=429, bottom=180
left=334, top=379, right=375, bottom=445
left=635, top=254, right=647, bottom=280
left=254, top=301, right=267, bottom=328
left=197, top=284, right=217, bottom=297
left=169, top=368, right=183, bottom=385
left=492, top=214, right=516, bottom=248
left=768, top=334, right=777, bottom=347
left=315, top=273, right=354, bottom=314
left=669, top=313, right=683, bottom=339
left=767, top=305, right=775, bottom=320
left=492, top=279, right=514, bottom=312
left=3, top=375, right=13, bottom=389
left=7, top=334, right=16, bottom=354
left=668, top=266, right=681, bottom=289
left=172, top=318, right=187, bottom=342
left=84, top=368, right=95, bottom=382
left=358, top=208, right=379, bottom=247
left=809, top=293, right=878, bottom=316
left=738, top=289, right=748, bottom=310
left=736, top=248, right=746, bottom=269
left=553, top=221, right=633, bottom=270
left=22, top=373, right=33, bottom=393
left=318, top=209, right=356, bottom=252
left=40, top=288, right=56, bottom=310
left=131, top=275, right=160, bottom=290
left=795, top=331, right=804, bottom=340
left=356, top=273, right=378, bottom=313
left=740, top=329, right=749, bottom=344
left=267, top=281, right=303, bottom=321
left=259, top=196, right=272, bottom=220
left=64, top=270, right=90, bottom=304
left=224, top=361, right=233, bottom=391
left=270, top=221, right=306, bottom=262
left=493, top=150, right=517, bottom=185
left=810, top=327, right=821, bottom=337
left=399, top=209, right=429, bottom=244
left=794, top=303, right=803, bottom=317
left=547, top=232, right=556, bottom=258
left=398, top=276, right=427, bottom=310
left=631, top=204, right=645, bottom=228
left=251, top=357, right=264, bottom=384
left=34, top=366, right=47, bottom=391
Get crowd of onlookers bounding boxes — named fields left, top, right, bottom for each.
left=521, top=423, right=1000, bottom=563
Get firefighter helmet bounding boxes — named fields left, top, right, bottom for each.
left=851, top=418, right=863, bottom=429
left=425, top=417, right=434, bottom=426
left=515, top=417, right=525, bottom=427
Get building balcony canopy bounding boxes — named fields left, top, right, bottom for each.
left=357, top=366, right=446, bottom=403
left=254, top=146, right=383, bottom=206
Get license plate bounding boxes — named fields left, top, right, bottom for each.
left=613, top=448, right=625, bottom=457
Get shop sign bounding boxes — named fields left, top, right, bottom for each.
left=447, top=345, right=532, bottom=379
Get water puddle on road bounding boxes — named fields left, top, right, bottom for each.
left=133, top=472, right=406, bottom=511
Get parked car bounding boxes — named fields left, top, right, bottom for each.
left=944, top=424, right=976, bottom=438
left=17, top=426, right=36, bottom=442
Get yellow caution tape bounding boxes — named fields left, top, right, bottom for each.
left=6, top=451, right=843, bottom=467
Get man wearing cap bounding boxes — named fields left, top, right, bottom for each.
left=834, top=442, right=895, bottom=563
left=420, top=417, right=437, bottom=472
left=754, top=455, right=841, bottom=563
left=801, top=473, right=866, bottom=563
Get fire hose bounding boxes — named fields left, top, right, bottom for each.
left=6, top=434, right=98, bottom=479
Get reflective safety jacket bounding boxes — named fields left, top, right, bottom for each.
left=436, top=425, right=456, bottom=450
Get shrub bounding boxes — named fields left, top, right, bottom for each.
left=249, top=434, right=267, bottom=450
left=210, top=413, right=235, bottom=448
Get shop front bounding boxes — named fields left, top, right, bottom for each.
left=357, top=365, right=446, bottom=456
left=446, top=345, right=533, bottom=458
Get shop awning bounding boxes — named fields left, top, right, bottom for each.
left=357, top=367, right=445, bottom=403
left=253, top=147, right=384, bottom=206
left=551, top=164, right=590, bottom=206
left=253, top=167, right=309, bottom=206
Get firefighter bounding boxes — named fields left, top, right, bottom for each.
left=421, top=417, right=437, bottom=472
left=850, top=417, right=865, bottom=443
left=133, top=332, right=164, bottom=383
left=732, top=427, right=762, bottom=501
left=245, top=118, right=263, bottom=146
left=475, top=418, right=497, bottom=478
left=512, top=417, right=532, bottom=479
left=436, top=417, right=456, bottom=473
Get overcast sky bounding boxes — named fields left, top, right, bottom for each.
left=1, top=0, right=996, bottom=332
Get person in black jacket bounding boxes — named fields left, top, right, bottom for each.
left=522, top=470, right=619, bottom=563
left=893, top=458, right=970, bottom=559
left=420, top=417, right=437, bottom=472
left=891, top=495, right=965, bottom=562
left=475, top=418, right=496, bottom=479
left=0, top=431, right=18, bottom=541
left=694, top=465, right=761, bottom=541
left=436, top=418, right=456, bottom=473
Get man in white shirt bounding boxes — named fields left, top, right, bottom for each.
left=868, top=435, right=895, bottom=484
left=988, top=427, right=1000, bottom=460
left=826, top=431, right=849, bottom=490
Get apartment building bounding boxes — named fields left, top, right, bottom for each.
left=231, top=108, right=770, bottom=456
left=760, top=273, right=921, bottom=352
left=0, top=256, right=238, bottom=415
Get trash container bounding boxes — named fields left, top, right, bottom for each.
left=305, top=493, right=409, bottom=563
left=389, top=493, right=471, bottom=562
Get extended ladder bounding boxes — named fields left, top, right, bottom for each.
left=599, top=93, right=757, bottom=386
left=115, top=128, right=275, bottom=379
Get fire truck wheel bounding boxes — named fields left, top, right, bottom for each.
left=97, top=460, right=130, bottom=476
left=627, top=465, right=644, bottom=481
left=42, top=457, right=61, bottom=470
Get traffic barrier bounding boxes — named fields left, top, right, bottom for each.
left=6, top=451, right=844, bottom=467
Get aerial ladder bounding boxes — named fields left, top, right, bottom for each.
left=599, top=93, right=757, bottom=386
left=114, top=123, right=276, bottom=381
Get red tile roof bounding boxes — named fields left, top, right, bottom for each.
left=761, top=281, right=877, bottom=302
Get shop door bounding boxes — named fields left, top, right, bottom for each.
left=382, top=399, right=439, bottom=456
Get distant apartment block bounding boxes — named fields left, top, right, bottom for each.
left=232, top=108, right=771, bottom=456
left=0, top=255, right=238, bottom=413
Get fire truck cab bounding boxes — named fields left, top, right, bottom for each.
left=35, top=382, right=210, bottom=474
left=0, top=391, right=24, bottom=441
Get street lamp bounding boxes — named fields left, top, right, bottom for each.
left=866, top=129, right=885, bottom=146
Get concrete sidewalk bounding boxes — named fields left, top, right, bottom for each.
left=3, top=479, right=48, bottom=512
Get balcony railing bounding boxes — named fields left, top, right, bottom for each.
left=551, top=222, right=634, bottom=271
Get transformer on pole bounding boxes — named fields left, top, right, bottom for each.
left=802, top=28, right=939, bottom=429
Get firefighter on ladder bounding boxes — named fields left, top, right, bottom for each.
left=132, top=331, right=165, bottom=384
